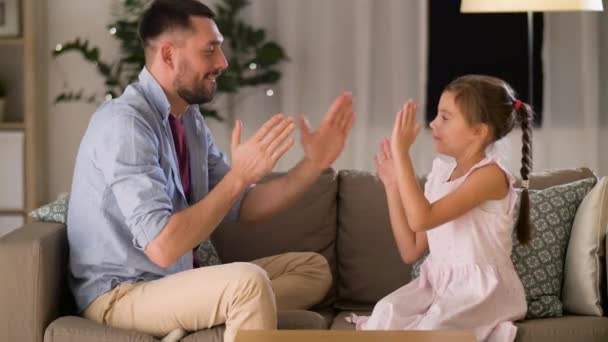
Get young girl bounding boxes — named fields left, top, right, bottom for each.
left=351, top=75, right=533, bottom=342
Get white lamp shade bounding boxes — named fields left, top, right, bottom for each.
left=460, top=0, right=604, bottom=12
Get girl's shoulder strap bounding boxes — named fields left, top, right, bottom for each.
left=465, top=156, right=515, bottom=186
left=465, top=156, right=518, bottom=215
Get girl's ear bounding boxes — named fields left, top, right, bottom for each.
left=475, top=122, right=491, bottom=143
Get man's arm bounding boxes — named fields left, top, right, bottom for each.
left=145, top=114, right=294, bottom=268
left=145, top=170, right=246, bottom=268
left=238, top=158, right=324, bottom=223
left=239, top=92, right=355, bottom=223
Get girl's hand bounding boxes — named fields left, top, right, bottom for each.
left=375, top=138, right=397, bottom=189
left=391, top=100, right=422, bottom=158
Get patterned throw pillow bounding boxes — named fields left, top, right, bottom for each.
left=194, top=240, right=222, bottom=267
left=512, top=177, right=596, bottom=319
left=410, top=178, right=596, bottom=319
left=29, top=194, right=69, bottom=223
left=410, top=250, right=429, bottom=280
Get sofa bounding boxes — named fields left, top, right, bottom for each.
left=1, top=167, right=607, bottom=342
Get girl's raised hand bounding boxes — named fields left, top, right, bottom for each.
left=391, top=100, right=422, bottom=157
left=374, top=138, right=397, bottom=188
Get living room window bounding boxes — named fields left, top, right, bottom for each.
left=426, top=0, right=544, bottom=126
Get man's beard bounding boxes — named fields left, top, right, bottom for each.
left=176, top=79, right=216, bottom=105
left=175, top=63, right=220, bottom=105
left=176, top=78, right=217, bottom=105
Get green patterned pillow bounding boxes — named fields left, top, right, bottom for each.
left=410, top=250, right=428, bottom=280
left=29, top=195, right=69, bottom=223
left=194, top=240, right=222, bottom=267
left=512, top=177, right=596, bottom=319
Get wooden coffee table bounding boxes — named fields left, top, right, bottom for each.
left=236, top=330, right=476, bottom=342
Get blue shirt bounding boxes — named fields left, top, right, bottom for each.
left=67, top=68, right=247, bottom=312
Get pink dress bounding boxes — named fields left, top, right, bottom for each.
left=351, top=156, right=527, bottom=342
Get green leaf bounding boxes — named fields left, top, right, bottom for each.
left=54, top=90, right=98, bottom=104
left=256, top=42, right=288, bottom=66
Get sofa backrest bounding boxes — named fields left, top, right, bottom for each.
left=213, top=166, right=598, bottom=311
left=212, top=168, right=340, bottom=306
left=335, top=170, right=424, bottom=310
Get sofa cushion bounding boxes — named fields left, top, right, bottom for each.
left=562, top=177, right=608, bottom=316
left=313, top=308, right=337, bottom=329
left=182, top=310, right=326, bottom=342
left=335, top=170, right=420, bottom=311
left=514, top=167, right=596, bottom=190
left=212, top=168, right=339, bottom=306
left=45, top=311, right=326, bottom=342
left=512, top=178, right=596, bottom=319
left=44, top=316, right=157, bottom=342
left=330, top=311, right=368, bottom=330
left=514, top=316, right=608, bottom=342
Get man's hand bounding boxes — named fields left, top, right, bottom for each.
left=299, top=92, right=355, bottom=171
left=230, top=114, right=295, bottom=186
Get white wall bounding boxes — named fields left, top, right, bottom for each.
left=46, top=1, right=608, bottom=200
left=47, top=0, right=118, bottom=198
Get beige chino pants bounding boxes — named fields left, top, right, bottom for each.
left=83, top=252, right=332, bottom=342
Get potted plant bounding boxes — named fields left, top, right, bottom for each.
left=52, top=0, right=288, bottom=122
left=0, top=80, right=6, bottom=122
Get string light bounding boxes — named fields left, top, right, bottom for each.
left=109, top=27, right=117, bottom=35
left=105, top=94, right=113, bottom=101
left=249, top=63, right=258, bottom=70
left=55, top=44, right=63, bottom=52
left=266, top=89, right=274, bottom=97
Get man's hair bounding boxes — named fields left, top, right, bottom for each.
left=138, top=0, right=216, bottom=48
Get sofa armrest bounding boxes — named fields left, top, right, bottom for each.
left=0, top=222, right=70, bottom=342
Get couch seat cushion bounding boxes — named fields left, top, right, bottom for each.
left=46, top=311, right=327, bottom=342
left=44, top=316, right=158, bottom=342
left=514, top=316, right=608, bottom=342
left=183, top=310, right=326, bottom=342
left=330, top=311, right=369, bottom=330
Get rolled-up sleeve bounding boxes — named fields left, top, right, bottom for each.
left=205, top=128, right=254, bottom=223
left=96, top=114, right=172, bottom=251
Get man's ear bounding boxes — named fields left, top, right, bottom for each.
left=160, top=42, right=175, bottom=70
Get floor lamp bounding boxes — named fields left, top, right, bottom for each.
left=460, top=0, right=604, bottom=112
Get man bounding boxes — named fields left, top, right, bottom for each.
left=67, top=0, right=354, bottom=341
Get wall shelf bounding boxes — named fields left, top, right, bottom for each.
left=0, top=38, right=24, bottom=46
left=0, top=0, right=48, bottom=224
left=0, top=122, right=25, bottom=131
left=0, top=209, right=25, bottom=215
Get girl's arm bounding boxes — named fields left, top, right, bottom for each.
left=384, top=185, right=429, bottom=264
left=391, top=101, right=508, bottom=233
left=394, top=153, right=508, bottom=233
left=375, top=138, right=428, bottom=264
